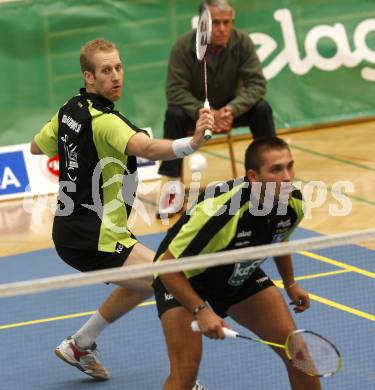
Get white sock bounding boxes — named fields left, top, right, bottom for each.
left=73, top=311, right=109, bottom=349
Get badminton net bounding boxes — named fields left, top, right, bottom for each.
left=1, top=228, right=375, bottom=389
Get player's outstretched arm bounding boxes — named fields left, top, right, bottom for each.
left=126, top=108, right=213, bottom=161
left=30, top=139, right=44, bottom=155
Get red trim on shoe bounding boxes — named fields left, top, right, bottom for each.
left=68, top=339, right=90, bottom=361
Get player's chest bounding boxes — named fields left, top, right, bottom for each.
left=228, top=211, right=294, bottom=249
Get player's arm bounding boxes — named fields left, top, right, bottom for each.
left=30, top=140, right=44, bottom=155
left=126, top=108, right=213, bottom=160
left=30, top=112, right=59, bottom=157
left=159, top=249, right=228, bottom=339
left=274, top=254, right=310, bottom=313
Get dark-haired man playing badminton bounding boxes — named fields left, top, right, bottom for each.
left=157, top=0, right=275, bottom=216
left=30, top=38, right=212, bottom=389
left=154, top=137, right=321, bottom=390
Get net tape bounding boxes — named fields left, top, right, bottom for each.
left=1, top=229, right=374, bottom=298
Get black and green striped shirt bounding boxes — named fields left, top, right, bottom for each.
left=155, top=178, right=304, bottom=288
left=35, top=89, right=144, bottom=252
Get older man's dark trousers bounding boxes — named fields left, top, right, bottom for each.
left=158, top=99, right=276, bottom=178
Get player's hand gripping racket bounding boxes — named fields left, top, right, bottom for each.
left=196, top=6, right=213, bottom=140
left=191, top=321, right=341, bottom=378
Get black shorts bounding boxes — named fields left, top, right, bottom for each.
left=153, top=267, right=274, bottom=318
left=55, top=244, right=135, bottom=272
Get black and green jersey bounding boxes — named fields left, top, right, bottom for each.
left=35, top=89, right=145, bottom=252
left=155, top=178, right=304, bottom=293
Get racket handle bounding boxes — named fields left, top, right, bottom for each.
left=222, top=328, right=239, bottom=338
left=191, top=320, right=200, bottom=332
left=203, top=100, right=212, bottom=140
left=191, top=321, right=239, bottom=338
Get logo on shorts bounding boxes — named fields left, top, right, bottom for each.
left=228, top=258, right=266, bottom=286
left=115, top=243, right=124, bottom=253
left=164, top=292, right=174, bottom=301
left=256, top=276, right=269, bottom=284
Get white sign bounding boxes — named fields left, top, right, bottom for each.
left=0, top=128, right=160, bottom=202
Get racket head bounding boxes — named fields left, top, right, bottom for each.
left=285, top=329, right=341, bottom=378
left=196, top=6, right=212, bottom=61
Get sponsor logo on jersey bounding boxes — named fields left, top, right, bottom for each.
left=233, top=230, right=252, bottom=247
left=61, top=134, right=79, bottom=182
left=276, top=219, right=291, bottom=229
left=61, top=114, right=82, bottom=134
left=237, top=230, right=252, bottom=238
left=115, top=243, right=124, bottom=253
left=234, top=240, right=251, bottom=247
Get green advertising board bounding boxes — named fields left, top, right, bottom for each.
left=0, top=0, right=374, bottom=146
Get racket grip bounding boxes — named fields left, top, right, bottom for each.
left=223, top=328, right=239, bottom=339
left=203, top=100, right=212, bottom=140
left=191, top=320, right=200, bottom=332
left=191, top=321, right=239, bottom=338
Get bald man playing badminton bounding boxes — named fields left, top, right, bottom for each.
left=153, top=137, right=321, bottom=390
left=157, top=0, right=275, bottom=217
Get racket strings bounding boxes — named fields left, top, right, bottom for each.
left=287, top=331, right=340, bottom=377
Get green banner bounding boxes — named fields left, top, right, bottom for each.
left=0, top=0, right=374, bottom=146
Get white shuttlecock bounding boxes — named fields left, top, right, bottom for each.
left=187, top=153, right=208, bottom=173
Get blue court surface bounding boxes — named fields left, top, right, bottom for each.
left=0, top=228, right=374, bottom=389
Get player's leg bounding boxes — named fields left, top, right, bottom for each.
left=98, top=242, right=155, bottom=322
left=72, top=242, right=154, bottom=344
left=55, top=243, right=154, bottom=380
left=154, top=277, right=206, bottom=390
left=227, top=286, right=321, bottom=390
left=161, top=307, right=202, bottom=390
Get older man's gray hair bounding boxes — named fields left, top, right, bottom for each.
left=199, top=0, right=235, bottom=18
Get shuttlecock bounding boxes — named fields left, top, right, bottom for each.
left=187, top=153, right=208, bottom=173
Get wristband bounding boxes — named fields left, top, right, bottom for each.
left=172, top=137, right=196, bottom=158
left=285, top=281, right=298, bottom=290
left=192, top=302, right=207, bottom=316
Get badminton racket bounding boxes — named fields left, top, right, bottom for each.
left=191, top=321, right=341, bottom=378
left=196, top=6, right=213, bottom=140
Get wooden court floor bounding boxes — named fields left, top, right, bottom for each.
left=0, top=120, right=374, bottom=257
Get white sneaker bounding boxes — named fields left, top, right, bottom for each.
left=193, top=380, right=208, bottom=390
left=157, top=180, right=185, bottom=218
left=54, top=336, right=110, bottom=380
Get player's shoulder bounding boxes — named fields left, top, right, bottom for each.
left=92, top=110, right=137, bottom=134
left=288, top=187, right=304, bottom=218
left=193, top=178, right=248, bottom=216
left=290, top=187, right=303, bottom=201
left=58, top=93, right=83, bottom=113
